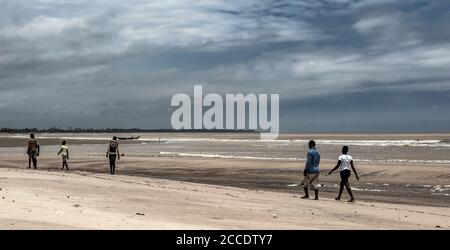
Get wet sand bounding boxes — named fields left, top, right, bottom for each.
left=1, top=154, right=449, bottom=207
left=0, top=133, right=449, bottom=228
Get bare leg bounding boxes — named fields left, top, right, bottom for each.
left=301, top=187, right=309, bottom=199
left=314, top=189, right=319, bottom=200
left=32, top=155, right=37, bottom=169
left=345, top=180, right=355, bottom=202
left=109, top=155, right=116, bottom=175
left=336, top=180, right=345, bottom=200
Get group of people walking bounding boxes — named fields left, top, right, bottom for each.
left=301, top=140, right=360, bottom=202
left=27, top=134, right=120, bottom=175
left=26, top=135, right=359, bottom=201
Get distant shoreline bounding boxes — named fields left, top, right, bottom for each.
left=1, top=128, right=450, bottom=135
left=0, top=128, right=260, bottom=134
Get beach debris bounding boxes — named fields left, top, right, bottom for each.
left=286, top=184, right=298, bottom=187
left=67, top=196, right=70, bottom=198
left=73, top=204, right=81, bottom=208
left=435, top=225, right=441, bottom=228
left=136, top=212, right=145, bottom=216
left=225, top=193, right=238, bottom=198
left=12, top=200, right=15, bottom=203
left=272, top=214, right=278, bottom=218
left=431, top=185, right=450, bottom=193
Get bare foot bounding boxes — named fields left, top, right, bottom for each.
left=301, top=196, right=309, bottom=199
left=348, top=198, right=355, bottom=203
left=335, top=197, right=341, bottom=201
left=314, top=197, right=319, bottom=200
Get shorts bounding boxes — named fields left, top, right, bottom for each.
left=62, top=155, right=69, bottom=161
left=28, top=150, right=38, bottom=159
left=340, top=169, right=351, bottom=180
left=109, top=154, right=117, bottom=163
left=302, top=173, right=320, bottom=190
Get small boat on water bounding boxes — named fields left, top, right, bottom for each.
left=117, top=136, right=141, bottom=140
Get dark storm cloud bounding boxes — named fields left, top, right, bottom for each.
left=281, top=89, right=450, bottom=132
left=0, top=0, right=449, bottom=131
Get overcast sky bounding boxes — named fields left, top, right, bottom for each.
left=1, top=0, right=449, bottom=132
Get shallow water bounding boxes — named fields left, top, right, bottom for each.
left=3, top=133, right=450, bottom=164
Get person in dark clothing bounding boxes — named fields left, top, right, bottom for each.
left=106, top=136, right=120, bottom=175
left=27, top=134, right=40, bottom=169
left=328, top=146, right=360, bottom=202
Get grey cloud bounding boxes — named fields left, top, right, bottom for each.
left=0, top=0, right=449, bottom=131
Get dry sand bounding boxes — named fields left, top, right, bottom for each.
left=0, top=165, right=449, bottom=229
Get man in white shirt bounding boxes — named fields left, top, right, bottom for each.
left=328, top=146, right=360, bottom=202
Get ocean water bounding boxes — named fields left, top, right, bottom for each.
left=3, top=133, right=450, bottom=165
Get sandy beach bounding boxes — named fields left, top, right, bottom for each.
left=3, top=0, right=450, bottom=233
left=0, top=133, right=449, bottom=229
left=0, top=167, right=448, bottom=229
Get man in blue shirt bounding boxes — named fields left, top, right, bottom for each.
left=301, top=140, right=320, bottom=200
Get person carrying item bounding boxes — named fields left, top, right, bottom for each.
left=106, top=136, right=120, bottom=175
left=301, top=140, right=321, bottom=200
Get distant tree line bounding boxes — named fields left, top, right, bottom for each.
left=0, top=127, right=259, bottom=133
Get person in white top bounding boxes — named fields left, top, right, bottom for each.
left=328, top=146, right=360, bottom=202
left=57, top=140, right=70, bottom=171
